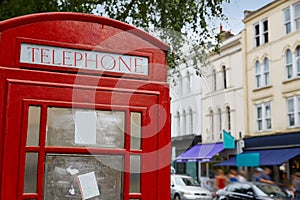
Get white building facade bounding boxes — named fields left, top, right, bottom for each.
left=201, top=33, right=245, bottom=144
left=169, top=65, right=202, bottom=177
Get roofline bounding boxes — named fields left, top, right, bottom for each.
left=0, top=12, right=169, bottom=51
left=243, top=0, right=282, bottom=23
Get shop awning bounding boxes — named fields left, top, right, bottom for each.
left=215, top=148, right=300, bottom=166
left=215, top=156, right=236, bottom=166
left=176, top=142, right=224, bottom=162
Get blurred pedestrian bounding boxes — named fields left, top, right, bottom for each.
left=228, top=169, right=239, bottom=183
left=293, top=172, right=300, bottom=200
left=215, top=169, right=227, bottom=190
left=260, top=167, right=275, bottom=184
left=237, top=170, right=247, bottom=182
left=252, top=167, right=264, bottom=182
left=278, top=172, right=291, bottom=190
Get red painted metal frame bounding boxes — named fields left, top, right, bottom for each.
left=0, top=12, right=170, bottom=200
left=15, top=37, right=154, bottom=80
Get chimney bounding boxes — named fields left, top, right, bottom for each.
left=220, top=23, right=223, bottom=33
left=219, top=30, right=233, bottom=42
left=244, top=10, right=252, bottom=18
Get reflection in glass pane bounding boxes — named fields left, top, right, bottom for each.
left=130, top=112, right=141, bottom=150
left=130, top=155, right=141, bottom=193
left=26, top=106, right=41, bottom=146
left=46, top=108, right=125, bottom=148
left=44, top=154, right=123, bottom=200
left=24, top=153, right=38, bottom=193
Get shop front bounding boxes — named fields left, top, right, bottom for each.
left=0, top=12, right=170, bottom=200
left=216, top=133, right=300, bottom=182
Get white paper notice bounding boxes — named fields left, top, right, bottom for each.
left=75, top=111, right=96, bottom=145
left=77, top=171, right=100, bottom=200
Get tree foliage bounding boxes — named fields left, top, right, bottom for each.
left=0, top=0, right=230, bottom=75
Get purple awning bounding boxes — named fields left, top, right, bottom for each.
left=176, top=142, right=224, bottom=162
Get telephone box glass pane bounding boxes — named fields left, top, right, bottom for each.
left=24, top=152, right=38, bottom=193
left=26, top=106, right=41, bottom=146
left=130, top=112, right=141, bottom=150
left=46, top=108, right=125, bottom=148
left=130, top=155, right=141, bottom=193
left=44, top=154, right=123, bottom=200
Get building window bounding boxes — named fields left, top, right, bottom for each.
left=284, top=3, right=300, bottom=34
left=286, top=49, right=293, bottom=79
left=284, top=8, right=292, bottom=34
left=212, top=69, right=217, bottom=91
left=222, top=66, right=227, bottom=89
left=189, top=108, right=193, bottom=134
left=256, top=102, right=272, bottom=131
left=263, top=58, right=270, bottom=86
left=186, top=71, right=191, bottom=93
left=287, top=95, right=300, bottom=127
left=255, top=58, right=270, bottom=88
left=254, top=19, right=268, bottom=47
left=297, top=46, right=300, bottom=76
left=182, top=110, right=186, bottom=134
left=254, top=23, right=260, bottom=47
left=255, top=61, right=261, bottom=88
left=263, top=20, right=269, bottom=44
left=176, top=111, right=180, bottom=136
left=217, top=108, right=222, bottom=134
left=287, top=98, right=295, bottom=127
left=295, top=3, right=300, bottom=30
left=226, top=106, right=231, bottom=132
left=179, top=77, right=183, bottom=95
left=209, top=110, right=214, bottom=135
left=285, top=47, right=300, bottom=79
left=265, top=103, right=272, bottom=130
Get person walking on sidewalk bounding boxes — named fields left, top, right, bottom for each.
left=215, top=169, right=227, bottom=190
left=293, top=172, right=300, bottom=200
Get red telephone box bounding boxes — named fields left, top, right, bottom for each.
left=0, top=12, right=170, bottom=200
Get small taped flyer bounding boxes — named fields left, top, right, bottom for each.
left=77, top=171, right=100, bottom=199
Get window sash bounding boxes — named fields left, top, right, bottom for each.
left=286, top=50, right=293, bottom=79
left=213, top=70, right=217, bottom=91
left=294, top=3, right=300, bottom=30
left=254, top=24, right=260, bottom=47
left=287, top=98, right=295, bottom=127
left=294, top=3, right=300, bottom=18
left=256, top=61, right=261, bottom=87
left=257, top=106, right=262, bottom=119
left=255, top=59, right=269, bottom=88
left=263, top=20, right=268, bottom=43
left=210, top=111, right=214, bottom=133
left=256, top=103, right=272, bottom=131
left=285, top=8, right=291, bottom=22
left=264, top=58, right=270, bottom=86
left=285, top=8, right=292, bottom=34
left=218, top=109, right=222, bottom=133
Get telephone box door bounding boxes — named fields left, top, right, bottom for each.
left=1, top=75, right=166, bottom=200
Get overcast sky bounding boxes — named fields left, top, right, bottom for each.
left=221, top=0, right=274, bottom=34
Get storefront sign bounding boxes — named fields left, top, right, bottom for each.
left=20, top=43, right=149, bottom=75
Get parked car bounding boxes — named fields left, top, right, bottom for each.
left=171, top=174, right=213, bottom=200
left=215, top=182, right=293, bottom=200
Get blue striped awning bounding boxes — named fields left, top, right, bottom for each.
left=215, top=148, right=300, bottom=166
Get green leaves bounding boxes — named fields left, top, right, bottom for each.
left=0, top=0, right=230, bottom=76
